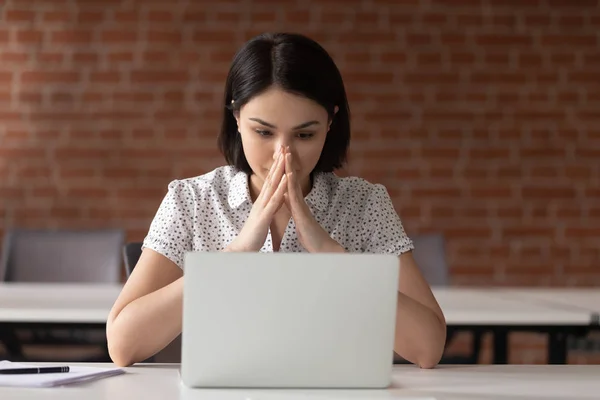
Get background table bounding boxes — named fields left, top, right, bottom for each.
left=1, top=283, right=598, bottom=364
left=432, top=288, right=598, bottom=364
left=0, top=363, right=599, bottom=400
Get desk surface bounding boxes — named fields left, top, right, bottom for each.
left=0, top=283, right=122, bottom=323
left=0, top=283, right=596, bottom=326
left=494, top=288, right=600, bottom=315
left=0, top=363, right=598, bottom=400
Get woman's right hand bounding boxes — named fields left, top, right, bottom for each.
left=225, top=146, right=288, bottom=252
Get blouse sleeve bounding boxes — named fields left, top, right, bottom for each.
left=363, top=184, right=414, bottom=255
left=142, top=179, right=196, bottom=269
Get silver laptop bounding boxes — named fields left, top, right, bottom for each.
left=180, top=252, right=400, bottom=389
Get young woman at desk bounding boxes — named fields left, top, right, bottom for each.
left=107, top=32, right=446, bottom=368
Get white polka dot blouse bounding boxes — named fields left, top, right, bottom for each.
left=142, top=165, right=414, bottom=268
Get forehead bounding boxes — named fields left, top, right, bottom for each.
left=240, top=87, right=328, bottom=122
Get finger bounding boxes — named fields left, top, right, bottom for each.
left=265, top=174, right=287, bottom=215
left=265, top=148, right=282, bottom=183
left=285, top=153, right=302, bottom=206
left=260, top=150, right=285, bottom=200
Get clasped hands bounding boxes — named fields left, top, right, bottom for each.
left=227, top=145, right=345, bottom=253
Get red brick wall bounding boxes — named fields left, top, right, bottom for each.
left=0, top=0, right=599, bottom=362
left=2, top=0, right=598, bottom=282
left=3, top=0, right=598, bottom=286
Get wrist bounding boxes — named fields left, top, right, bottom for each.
left=319, top=238, right=346, bottom=253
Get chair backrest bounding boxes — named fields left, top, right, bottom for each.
left=122, top=242, right=143, bottom=278
left=0, top=229, right=125, bottom=283
left=410, top=233, right=449, bottom=287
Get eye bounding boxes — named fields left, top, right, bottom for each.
left=255, top=129, right=272, bottom=137
left=297, top=132, right=314, bottom=140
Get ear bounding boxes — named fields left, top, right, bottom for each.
left=233, top=112, right=240, bottom=132
left=328, top=106, right=339, bottom=131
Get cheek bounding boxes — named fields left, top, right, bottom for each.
left=296, top=138, right=327, bottom=168
left=241, top=135, right=270, bottom=166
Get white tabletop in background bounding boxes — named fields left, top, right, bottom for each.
left=0, top=283, right=596, bottom=326
left=0, top=363, right=599, bottom=400
left=432, top=288, right=594, bottom=325
left=491, top=288, right=600, bottom=315
left=0, top=283, right=123, bottom=323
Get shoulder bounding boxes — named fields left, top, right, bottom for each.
left=321, top=173, right=391, bottom=207
left=167, top=165, right=240, bottom=199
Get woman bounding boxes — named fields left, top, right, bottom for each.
left=107, top=32, right=446, bottom=368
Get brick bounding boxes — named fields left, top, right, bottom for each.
left=59, top=168, right=96, bottom=179
left=412, top=187, right=462, bottom=198
left=405, top=72, right=460, bottom=84
left=503, top=227, right=555, bottom=237
left=0, top=30, right=9, bottom=43
left=541, top=35, right=597, bottom=46
left=147, top=30, right=183, bottom=44
left=193, top=30, right=236, bottom=43
left=574, top=148, right=600, bottom=158
left=346, top=72, right=394, bottom=84
left=37, top=53, right=64, bottom=63
left=53, top=148, right=111, bottom=159
left=471, top=73, right=527, bottom=84
left=1, top=52, right=29, bottom=62
left=101, top=30, right=138, bottom=43
left=471, top=186, right=513, bottom=198
left=214, top=12, right=239, bottom=23
left=51, top=30, right=93, bottom=44
left=21, top=71, right=80, bottom=84
left=114, top=11, right=139, bottom=22
left=445, top=227, right=493, bottom=239
left=131, top=71, right=189, bottom=83
left=6, top=10, right=36, bottom=22
left=522, top=186, right=577, bottom=199
left=90, top=71, right=121, bottom=83
left=564, top=228, right=600, bottom=238
left=475, top=34, right=532, bottom=46
left=108, top=52, right=134, bottom=62
left=283, top=10, right=310, bottom=24
left=547, top=0, right=598, bottom=6
left=78, top=11, right=104, bottom=23
left=182, top=11, right=207, bottom=22
left=73, top=52, right=99, bottom=63
left=147, top=11, right=174, bottom=22
left=421, top=148, right=460, bottom=159
left=15, top=30, right=44, bottom=44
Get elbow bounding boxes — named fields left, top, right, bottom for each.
left=417, top=316, right=447, bottom=369
left=106, top=320, right=136, bottom=367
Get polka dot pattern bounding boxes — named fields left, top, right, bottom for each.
left=143, top=165, right=414, bottom=268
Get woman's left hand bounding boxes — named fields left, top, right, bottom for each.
left=283, top=148, right=345, bottom=253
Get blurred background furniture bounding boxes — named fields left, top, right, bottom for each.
left=0, top=228, right=124, bottom=362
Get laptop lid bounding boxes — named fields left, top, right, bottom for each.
left=181, top=252, right=400, bottom=389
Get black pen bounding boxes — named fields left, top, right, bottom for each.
left=0, top=366, right=70, bottom=375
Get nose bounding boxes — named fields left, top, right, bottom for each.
left=272, top=141, right=292, bottom=160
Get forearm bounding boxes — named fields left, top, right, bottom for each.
left=393, top=292, right=446, bottom=368
left=107, top=277, right=183, bottom=367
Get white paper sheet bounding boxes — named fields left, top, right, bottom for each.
left=0, top=360, right=125, bottom=387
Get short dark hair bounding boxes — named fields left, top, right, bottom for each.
left=218, top=32, right=351, bottom=174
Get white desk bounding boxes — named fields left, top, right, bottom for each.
left=0, top=363, right=599, bottom=400
left=0, top=284, right=597, bottom=364
left=432, top=288, right=593, bottom=325
left=1, top=284, right=593, bottom=326
left=494, top=288, right=600, bottom=316
left=0, top=283, right=122, bottom=323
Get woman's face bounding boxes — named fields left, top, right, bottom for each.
left=236, top=86, right=331, bottom=191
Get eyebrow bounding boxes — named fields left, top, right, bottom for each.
left=248, top=118, right=320, bottom=130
